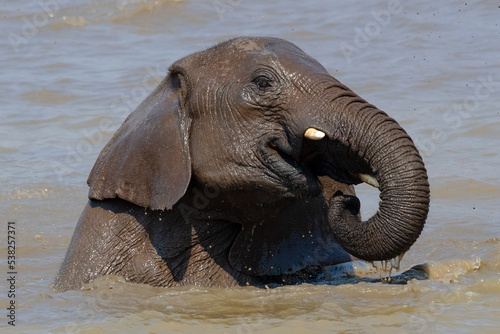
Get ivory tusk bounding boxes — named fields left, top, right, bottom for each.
left=304, top=128, right=326, bottom=140
left=358, top=173, right=380, bottom=188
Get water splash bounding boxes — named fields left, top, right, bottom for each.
left=421, top=257, right=482, bottom=283
left=369, top=252, right=406, bottom=282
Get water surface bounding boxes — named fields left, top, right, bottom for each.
left=1, top=0, right=499, bottom=333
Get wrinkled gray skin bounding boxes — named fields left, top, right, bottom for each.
left=54, top=37, right=430, bottom=291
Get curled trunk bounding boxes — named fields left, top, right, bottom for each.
left=321, top=93, right=430, bottom=261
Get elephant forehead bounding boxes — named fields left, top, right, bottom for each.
left=225, top=36, right=288, bottom=51
left=179, top=37, right=287, bottom=67
left=214, top=39, right=282, bottom=66
left=226, top=38, right=328, bottom=77
left=174, top=36, right=327, bottom=85
left=229, top=38, right=261, bottom=52
left=226, top=37, right=307, bottom=63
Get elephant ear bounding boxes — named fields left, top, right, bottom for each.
left=87, top=70, right=191, bottom=211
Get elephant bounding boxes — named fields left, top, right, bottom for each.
left=54, top=37, right=430, bottom=291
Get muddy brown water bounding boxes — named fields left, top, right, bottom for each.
left=1, top=1, right=499, bottom=333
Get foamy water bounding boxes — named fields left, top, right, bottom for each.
left=1, top=0, right=499, bottom=332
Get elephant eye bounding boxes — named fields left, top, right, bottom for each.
left=253, top=76, right=273, bottom=91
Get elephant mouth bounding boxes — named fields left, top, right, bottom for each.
left=259, top=138, right=319, bottom=194
left=260, top=132, right=371, bottom=195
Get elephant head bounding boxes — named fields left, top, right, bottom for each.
left=87, top=37, right=429, bottom=279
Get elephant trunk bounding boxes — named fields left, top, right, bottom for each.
left=314, top=89, right=430, bottom=262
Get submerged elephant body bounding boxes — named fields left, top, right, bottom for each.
left=55, top=37, right=429, bottom=291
